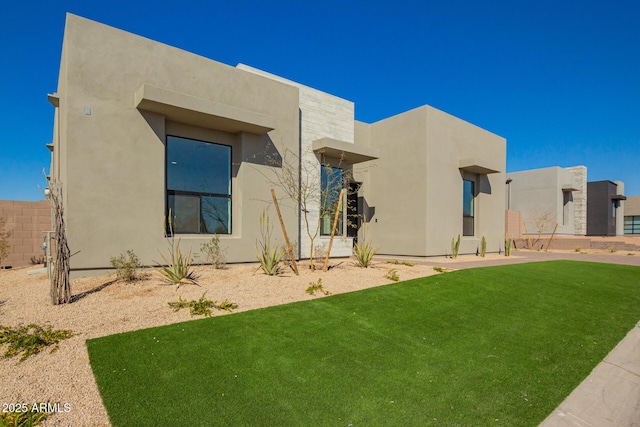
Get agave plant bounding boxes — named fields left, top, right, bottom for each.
left=155, top=213, right=200, bottom=289
left=255, top=210, right=285, bottom=275
left=353, top=219, right=377, bottom=268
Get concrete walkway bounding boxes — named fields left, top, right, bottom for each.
left=376, top=251, right=640, bottom=426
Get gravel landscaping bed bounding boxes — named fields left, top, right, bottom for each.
left=0, top=259, right=440, bottom=426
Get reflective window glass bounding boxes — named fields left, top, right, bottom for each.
left=321, top=166, right=344, bottom=236
left=166, top=136, right=231, bottom=234
left=463, top=179, right=475, bottom=236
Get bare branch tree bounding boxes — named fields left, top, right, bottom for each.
left=530, top=210, right=556, bottom=250
left=256, top=147, right=349, bottom=271
left=49, top=181, right=71, bottom=304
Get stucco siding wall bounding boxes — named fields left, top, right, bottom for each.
left=56, top=14, right=300, bottom=276
left=508, top=166, right=586, bottom=236
left=366, top=107, right=429, bottom=256
left=425, top=106, right=506, bottom=255
left=360, top=105, right=506, bottom=257
left=626, top=196, right=640, bottom=216
left=508, top=167, right=560, bottom=235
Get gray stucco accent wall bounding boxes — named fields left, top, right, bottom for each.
left=354, top=105, right=506, bottom=256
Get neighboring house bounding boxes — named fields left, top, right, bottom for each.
left=587, top=180, right=626, bottom=236
left=0, top=200, right=51, bottom=268
left=506, top=166, right=587, bottom=236
left=624, top=196, right=640, bottom=235
left=47, top=14, right=506, bottom=277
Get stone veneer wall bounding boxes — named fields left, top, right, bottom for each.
left=566, top=166, right=587, bottom=235
left=237, top=64, right=356, bottom=258
left=0, top=200, right=51, bottom=268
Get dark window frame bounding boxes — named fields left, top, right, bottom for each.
left=320, top=165, right=345, bottom=236
left=166, top=135, right=232, bottom=235
left=625, top=215, right=640, bottom=234
left=463, top=178, right=475, bottom=236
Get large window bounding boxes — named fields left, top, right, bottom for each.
left=320, top=166, right=344, bottom=236
left=625, top=216, right=640, bottom=234
left=463, top=179, right=475, bottom=236
left=562, top=191, right=572, bottom=225
left=166, top=136, right=231, bottom=234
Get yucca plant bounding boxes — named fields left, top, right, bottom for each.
left=451, top=234, right=461, bottom=258
left=480, top=235, right=487, bottom=257
left=255, top=210, right=285, bottom=275
left=353, top=219, right=377, bottom=268
left=505, top=237, right=513, bottom=256
left=155, top=214, right=199, bottom=289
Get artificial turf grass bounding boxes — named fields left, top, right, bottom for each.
left=87, top=260, right=640, bottom=426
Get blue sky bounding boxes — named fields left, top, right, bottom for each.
left=1, top=0, right=639, bottom=201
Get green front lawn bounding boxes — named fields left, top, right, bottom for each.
left=87, top=261, right=640, bottom=426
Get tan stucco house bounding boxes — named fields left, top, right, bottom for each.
left=48, top=14, right=506, bottom=277
left=506, top=166, right=588, bottom=236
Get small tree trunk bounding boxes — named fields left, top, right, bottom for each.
left=271, top=189, right=299, bottom=275
left=323, top=189, right=344, bottom=272
left=523, top=222, right=532, bottom=250
left=49, top=183, right=71, bottom=305
left=546, top=223, right=559, bottom=252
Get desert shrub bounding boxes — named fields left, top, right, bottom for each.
left=200, top=235, right=226, bottom=269
left=433, top=266, right=446, bottom=273
left=505, top=238, right=513, bottom=257
left=29, top=256, right=44, bottom=265
left=0, top=407, right=47, bottom=426
left=255, top=210, right=285, bottom=276
left=385, top=269, right=400, bottom=281
left=609, top=245, right=617, bottom=253
left=0, top=324, right=73, bottom=362
left=168, top=293, right=237, bottom=317
left=386, top=259, right=414, bottom=267
left=215, top=300, right=239, bottom=312
left=306, top=278, right=331, bottom=296
left=480, top=235, right=487, bottom=257
left=168, top=295, right=212, bottom=317
left=451, top=234, right=461, bottom=258
left=110, top=250, right=144, bottom=282
left=574, top=246, right=581, bottom=252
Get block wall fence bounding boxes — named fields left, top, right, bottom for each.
left=0, top=200, right=51, bottom=268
